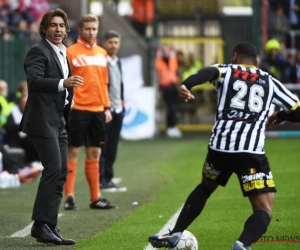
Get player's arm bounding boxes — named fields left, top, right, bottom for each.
left=181, top=66, right=220, bottom=90
left=179, top=67, right=219, bottom=102
left=267, top=102, right=300, bottom=126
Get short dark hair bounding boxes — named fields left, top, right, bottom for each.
left=104, top=30, right=121, bottom=41
left=232, top=42, right=258, bottom=62
left=39, top=8, right=70, bottom=40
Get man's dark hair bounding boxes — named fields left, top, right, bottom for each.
left=232, top=42, right=258, bottom=62
left=39, top=8, right=70, bottom=40
left=104, top=30, right=121, bottom=41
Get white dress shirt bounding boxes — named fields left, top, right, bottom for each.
left=46, top=39, right=69, bottom=105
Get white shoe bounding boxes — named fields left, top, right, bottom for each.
left=172, top=127, right=182, bottom=138
left=112, top=177, right=122, bottom=184
left=166, top=128, right=174, bottom=138
left=232, top=241, right=251, bottom=250
left=166, top=127, right=182, bottom=138
left=30, top=161, right=44, bottom=171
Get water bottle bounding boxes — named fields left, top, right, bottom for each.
left=13, top=174, right=20, bottom=188
left=0, top=171, right=9, bottom=188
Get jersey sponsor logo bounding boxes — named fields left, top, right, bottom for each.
left=233, top=69, right=259, bottom=82
left=203, top=161, right=220, bottom=180
left=72, top=54, right=107, bottom=67
left=242, top=171, right=273, bottom=183
left=241, top=171, right=275, bottom=192
left=258, top=78, right=266, bottom=85
left=223, top=108, right=258, bottom=122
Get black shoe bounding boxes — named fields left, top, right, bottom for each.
left=37, top=228, right=75, bottom=245
left=64, top=195, right=79, bottom=210
left=148, top=233, right=180, bottom=248
left=90, top=198, right=117, bottom=209
left=101, top=181, right=127, bottom=192
left=50, top=228, right=75, bottom=245
left=31, top=224, right=62, bottom=245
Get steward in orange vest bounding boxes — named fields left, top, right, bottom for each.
left=131, top=0, right=154, bottom=24
left=155, top=46, right=179, bottom=87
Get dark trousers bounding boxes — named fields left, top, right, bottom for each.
left=28, top=118, right=68, bottom=226
left=161, top=84, right=179, bottom=128
left=131, top=20, right=147, bottom=37
left=100, top=110, right=124, bottom=184
left=21, top=137, right=40, bottom=163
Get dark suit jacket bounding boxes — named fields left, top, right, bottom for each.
left=20, top=39, right=73, bottom=138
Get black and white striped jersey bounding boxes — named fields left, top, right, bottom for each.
left=209, top=64, right=299, bottom=154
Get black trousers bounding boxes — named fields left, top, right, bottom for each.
left=21, top=137, right=40, bottom=163
left=100, top=110, right=124, bottom=183
left=28, top=118, right=68, bottom=226
left=161, top=84, right=179, bottom=128
left=131, top=20, right=147, bottom=37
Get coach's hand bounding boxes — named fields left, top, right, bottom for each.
left=179, top=85, right=195, bottom=102
left=63, top=75, right=83, bottom=88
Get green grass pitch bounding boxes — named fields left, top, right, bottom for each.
left=0, top=133, right=299, bottom=250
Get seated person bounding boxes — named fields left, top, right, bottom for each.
left=3, top=95, right=41, bottom=169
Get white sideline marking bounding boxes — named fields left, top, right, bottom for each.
left=143, top=205, right=183, bottom=250
left=11, top=222, right=34, bottom=238
left=11, top=213, right=63, bottom=238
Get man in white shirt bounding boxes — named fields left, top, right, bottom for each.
left=20, top=8, right=82, bottom=245
left=100, top=30, right=127, bottom=192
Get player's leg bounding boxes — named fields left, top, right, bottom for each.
left=171, top=149, right=232, bottom=235
left=64, top=110, right=88, bottom=210
left=171, top=176, right=218, bottom=234
left=100, top=110, right=126, bottom=191
left=148, top=176, right=218, bottom=248
left=233, top=153, right=276, bottom=250
left=64, top=146, right=81, bottom=210
left=233, top=192, right=274, bottom=250
left=148, top=149, right=231, bottom=248
left=87, top=112, right=116, bottom=209
left=85, top=146, right=101, bottom=200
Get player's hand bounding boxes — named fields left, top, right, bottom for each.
left=63, top=75, right=83, bottom=88
left=104, top=109, right=112, bottom=123
left=266, top=111, right=284, bottom=127
left=179, top=85, right=195, bottom=102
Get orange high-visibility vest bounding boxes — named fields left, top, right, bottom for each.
left=156, top=47, right=179, bottom=87
left=67, top=37, right=110, bottom=112
left=131, top=0, right=154, bottom=24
